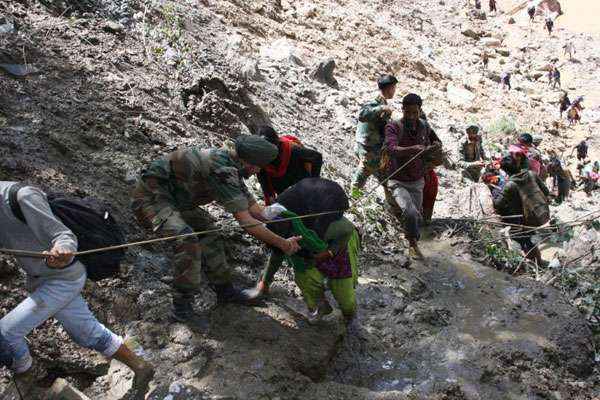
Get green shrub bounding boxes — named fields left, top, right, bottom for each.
left=487, top=115, right=518, bottom=136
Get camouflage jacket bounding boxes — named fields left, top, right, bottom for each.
left=458, top=139, right=487, bottom=168
left=493, top=170, right=549, bottom=223
left=141, top=141, right=256, bottom=213
left=355, top=96, right=390, bottom=148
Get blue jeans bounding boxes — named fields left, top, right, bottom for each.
left=0, top=273, right=123, bottom=373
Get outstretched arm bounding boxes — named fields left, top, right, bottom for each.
left=233, top=210, right=301, bottom=255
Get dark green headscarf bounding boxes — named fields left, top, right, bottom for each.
left=235, top=135, right=278, bottom=167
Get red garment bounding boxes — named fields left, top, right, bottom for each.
left=262, top=135, right=303, bottom=205
left=422, top=169, right=438, bottom=217
left=509, top=144, right=527, bottom=155
left=263, top=135, right=302, bottom=178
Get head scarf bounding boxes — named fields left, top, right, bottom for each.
left=235, top=135, right=278, bottom=167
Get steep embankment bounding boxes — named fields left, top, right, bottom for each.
left=0, top=0, right=598, bottom=399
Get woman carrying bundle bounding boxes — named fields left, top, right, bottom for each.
left=246, top=178, right=360, bottom=325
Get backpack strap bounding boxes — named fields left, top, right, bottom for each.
left=8, top=183, right=28, bottom=224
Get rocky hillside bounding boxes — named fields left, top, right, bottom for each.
left=0, top=0, right=598, bottom=399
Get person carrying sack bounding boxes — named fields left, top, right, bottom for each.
left=490, top=155, right=550, bottom=266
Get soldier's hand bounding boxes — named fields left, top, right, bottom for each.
left=44, top=245, right=75, bottom=269
left=281, top=236, right=302, bottom=255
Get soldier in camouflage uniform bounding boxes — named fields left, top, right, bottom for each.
left=351, top=75, right=398, bottom=199
left=131, top=135, right=302, bottom=331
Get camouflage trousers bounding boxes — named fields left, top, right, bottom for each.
left=351, top=145, right=385, bottom=189
left=131, top=178, right=231, bottom=302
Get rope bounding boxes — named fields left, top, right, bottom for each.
left=0, top=148, right=429, bottom=260
left=1, top=145, right=595, bottom=261
left=352, top=148, right=427, bottom=207
left=0, top=211, right=340, bottom=259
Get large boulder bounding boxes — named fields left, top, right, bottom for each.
left=480, top=37, right=502, bottom=47
left=260, top=38, right=303, bottom=65
left=446, top=83, right=476, bottom=106
left=461, top=26, right=481, bottom=40
left=311, top=58, right=339, bottom=88
left=181, top=75, right=271, bottom=135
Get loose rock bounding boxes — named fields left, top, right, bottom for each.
left=311, top=58, right=339, bottom=88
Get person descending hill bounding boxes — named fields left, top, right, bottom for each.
left=383, top=93, right=442, bottom=259
left=559, top=92, right=571, bottom=118
left=0, top=182, right=154, bottom=400
left=491, top=154, right=550, bottom=267
left=501, top=71, right=511, bottom=91
left=563, top=41, right=575, bottom=60
left=545, top=15, right=554, bottom=35
left=351, top=75, right=398, bottom=199
left=458, top=125, right=488, bottom=182
left=547, top=157, right=571, bottom=204
left=527, top=1, right=536, bottom=22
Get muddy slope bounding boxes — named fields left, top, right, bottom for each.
left=0, top=0, right=598, bottom=399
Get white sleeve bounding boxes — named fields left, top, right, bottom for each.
left=262, top=203, right=288, bottom=221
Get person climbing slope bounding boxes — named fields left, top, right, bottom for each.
left=248, top=178, right=360, bottom=326
left=131, top=135, right=302, bottom=332
left=0, top=182, right=154, bottom=400
left=257, top=125, right=323, bottom=205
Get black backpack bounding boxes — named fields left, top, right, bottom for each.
left=9, top=184, right=126, bottom=281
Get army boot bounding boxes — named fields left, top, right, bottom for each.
left=170, top=294, right=210, bottom=333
